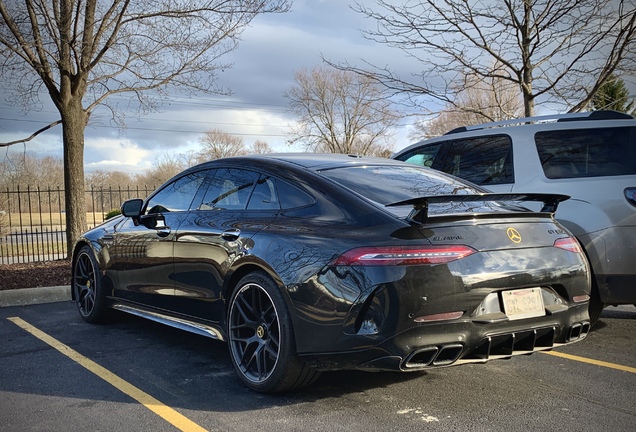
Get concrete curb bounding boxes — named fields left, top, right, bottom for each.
left=0, top=286, right=71, bottom=307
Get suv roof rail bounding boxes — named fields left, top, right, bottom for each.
left=444, top=110, right=634, bottom=135
left=557, top=110, right=634, bottom=122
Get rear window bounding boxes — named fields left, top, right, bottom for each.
left=536, top=126, right=636, bottom=179
left=320, top=165, right=524, bottom=218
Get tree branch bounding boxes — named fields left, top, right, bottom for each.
left=0, top=120, right=62, bottom=147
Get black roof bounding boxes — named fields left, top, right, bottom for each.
left=228, top=153, right=407, bottom=171
left=174, top=153, right=413, bottom=186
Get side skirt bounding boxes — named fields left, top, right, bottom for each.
left=111, top=302, right=226, bottom=342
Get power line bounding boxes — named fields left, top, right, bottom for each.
left=99, top=125, right=288, bottom=137
left=0, top=116, right=289, bottom=138
left=0, top=91, right=291, bottom=112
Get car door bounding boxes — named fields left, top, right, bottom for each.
left=111, top=170, right=208, bottom=309
left=170, top=168, right=280, bottom=321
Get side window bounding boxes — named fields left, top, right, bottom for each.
left=275, top=178, right=315, bottom=209
left=145, top=171, right=207, bottom=214
left=397, top=143, right=443, bottom=167
left=247, top=176, right=280, bottom=210
left=440, top=135, right=514, bottom=185
left=198, top=168, right=258, bottom=210
left=536, top=126, right=636, bottom=179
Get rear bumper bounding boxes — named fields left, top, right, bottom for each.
left=301, top=303, right=590, bottom=371
left=289, top=243, right=591, bottom=371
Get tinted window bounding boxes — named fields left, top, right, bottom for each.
left=145, top=171, right=207, bottom=214
left=439, top=135, right=513, bottom=185
left=397, top=143, right=443, bottom=167
left=199, top=169, right=258, bottom=210
left=247, top=176, right=280, bottom=210
left=320, top=165, right=518, bottom=217
left=536, top=126, right=636, bottom=179
left=275, top=179, right=315, bottom=209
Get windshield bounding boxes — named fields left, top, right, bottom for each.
left=320, top=165, right=527, bottom=218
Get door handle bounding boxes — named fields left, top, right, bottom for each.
left=157, top=228, right=171, bottom=238
left=221, top=228, right=240, bottom=241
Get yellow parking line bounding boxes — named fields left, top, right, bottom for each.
left=7, top=317, right=208, bottom=432
left=542, top=350, right=636, bottom=374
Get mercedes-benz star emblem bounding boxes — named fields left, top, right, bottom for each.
left=506, top=227, right=522, bottom=243
left=256, top=326, right=265, bottom=338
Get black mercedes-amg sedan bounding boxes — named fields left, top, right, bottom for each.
left=72, top=154, right=591, bottom=393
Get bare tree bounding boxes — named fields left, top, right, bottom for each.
left=0, top=0, right=290, bottom=255
left=196, top=128, right=247, bottom=162
left=340, top=0, right=636, bottom=118
left=286, top=65, right=400, bottom=156
left=136, top=153, right=189, bottom=188
left=0, top=153, right=64, bottom=190
left=249, top=140, right=273, bottom=154
left=410, top=71, right=524, bottom=139
left=86, top=170, right=135, bottom=189
left=0, top=153, right=65, bottom=215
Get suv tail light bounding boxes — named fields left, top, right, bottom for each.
left=331, top=245, right=476, bottom=266
left=625, top=188, right=636, bottom=208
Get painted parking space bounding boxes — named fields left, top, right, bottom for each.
left=7, top=316, right=208, bottom=432
left=1, top=302, right=635, bottom=432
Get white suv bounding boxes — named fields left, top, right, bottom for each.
left=393, top=111, right=636, bottom=325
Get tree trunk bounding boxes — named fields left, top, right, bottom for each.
left=60, top=101, right=88, bottom=258
left=521, top=0, right=534, bottom=118
left=522, top=84, right=534, bottom=118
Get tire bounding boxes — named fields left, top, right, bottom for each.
left=227, top=271, right=319, bottom=393
left=72, top=245, right=111, bottom=323
left=588, top=281, right=604, bottom=328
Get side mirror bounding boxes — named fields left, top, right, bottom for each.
left=121, top=199, right=143, bottom=217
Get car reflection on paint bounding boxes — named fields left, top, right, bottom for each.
left=72, top=154, right=591, bottom=393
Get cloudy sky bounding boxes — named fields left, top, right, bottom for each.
left=0, top=0, right=424, bottom=175
left=1, top=0, right=633, bottom=176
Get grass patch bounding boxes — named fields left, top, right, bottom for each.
left=0, top=240, right=66, bottom=258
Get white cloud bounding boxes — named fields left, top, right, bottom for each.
left=0, top=0, right=427, bottom=173
left=84, top=137, right=154, bottom=173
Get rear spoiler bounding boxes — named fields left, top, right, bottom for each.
left=386, top=193, right=570, bottom=223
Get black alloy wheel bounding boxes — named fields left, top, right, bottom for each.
left=228, top=271, right=319, bottom=393
left=73, top=245, right=109, bottom=323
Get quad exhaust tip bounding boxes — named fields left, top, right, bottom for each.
left=568, top=322, right=590, bottom=342
left=404, top=343, right=464, bottom=368
left=403, top=322, right=589, bottom=370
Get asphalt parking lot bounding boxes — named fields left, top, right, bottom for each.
left=1, top=300, right=635, bottom=432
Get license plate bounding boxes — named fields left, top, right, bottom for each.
left=502, top=288, right=545, bottom=320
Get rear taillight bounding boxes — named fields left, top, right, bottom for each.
left=625, top=188, right=636, bottom=208
left=554, top=237, right=582, bottom=253
left=331, top=245, right=476, bottom=266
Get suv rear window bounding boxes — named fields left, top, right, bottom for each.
left=536, top=126, right=636, bottom=179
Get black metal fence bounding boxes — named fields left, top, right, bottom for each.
left=0, top=185, right=154, bottom=264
